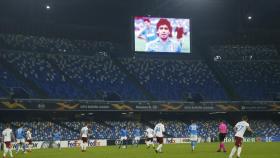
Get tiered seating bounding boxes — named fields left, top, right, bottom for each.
left=120, top=58, right=227, bottom=100
left=215, top=61, right=280, bottom=100
left=211, top=44, right=280, bottom=60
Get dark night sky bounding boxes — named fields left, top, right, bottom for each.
left=0, top=0, right=279, bottom=41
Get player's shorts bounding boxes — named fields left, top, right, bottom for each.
left=120, top=136, right=127, bottom=141
left=55, top=141, right=61, bottom=145
left=4, top=142, right=12, bottom=149
left=26, top=139, right=32, bottom=144
left=234, top=136, right=243, bottom=147
left=146, top=137, right=153, bottom=142
left=156, top=137, right=163, bottom=144
left=17, top=138, right=25, bottom=144
left=190, top=134, right=198, bottom=141
left=219, top=133, right=227, bottom=141
left=82, top=137, right=88, bottom=143
left=134, top=137, right=140, bottom=141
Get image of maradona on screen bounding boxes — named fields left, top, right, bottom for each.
left=134, top=16, right=190, bottom=53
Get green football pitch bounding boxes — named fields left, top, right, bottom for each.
left=2, top=142, right=279, bottom=158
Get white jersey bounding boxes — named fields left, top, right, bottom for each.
left=234, top=121, right=250, bottom=138
left=26, top=130, right=32, bottom=140
left=145, top=128, right=154, bottom=138
left=2, top=128, right=13, bottom=142
left=154, top=123, right=165, bottom=137
left=81, top=126, right=89, bottom=138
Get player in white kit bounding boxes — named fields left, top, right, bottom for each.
left=80, top=124, right=90, bottom=152
left=25, top=128, right=32, bottom=152
left=229, top=116, right=253, bottom=158
left=154, top=121, right=165, bottom=153
left=2, top=124, right=15, bottom=158
left=145, top=127, right=155, bottom=149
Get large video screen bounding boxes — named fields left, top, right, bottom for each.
left=134, top=16, right=190, bottom=53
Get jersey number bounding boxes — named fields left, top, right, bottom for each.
left=155, top=127, right=160, bottom=132
left=236, top=125, right=244, bottom=132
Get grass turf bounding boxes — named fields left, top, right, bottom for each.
left=1, top=142, right=279, bottom=158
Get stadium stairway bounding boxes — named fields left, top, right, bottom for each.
left=53, top=121, right=79, bottom=135
left=196, top=41, right=240, bottom=101
left=47, top=57, right=94, bottom=99
left=98, top=120, right=114, bottom=129
left=0, top=84, right=8, bottom=97
left=209, top=61, right=240, bottom=100
left=275, top=44, right=280, bottom=57
left=0, top=62, right=10, bottom=96
left=0, top=52, right=49, bottom=98
left=110, top=55, right=156, bottom=101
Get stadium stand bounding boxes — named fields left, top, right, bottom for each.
left=1, top=34, right=280, bottom=101
left=0, top=119, right=278, bottom=141
left=120, top=58, right=227, bottom=101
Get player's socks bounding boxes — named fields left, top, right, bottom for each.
left=156, top=145, right=160, bottom=151
left=222, top=144, right=226, bottom=152
left=156, top=144, right=162, bottom=152
left=83, top=145, right=86, bottom=151
left=15, top=144, right=19, bottom=153
left=229, top=146, right=237, bottom=158
left=81, top=143, right=84, bottom=151
left=191, top=141, right=195, bottom=151
left=84, top=143, right=87, bottom=151
left=118, top=140, right=122, bottom=149
left=8, top=149, right=13, bottom=157
left=237, top=147, right=242, bottom=157
left=28, top=144, right=32, bottom=152
left=31, top=145, right=33, bottom=151
left=3, top=147, right=7, bottom=157
left=217, top=143, right=222, bottom=151
left=57, top=143, right=59, bottom=149
left=124, top=140, right=127, bottom=148
left=23, top=144, right=27, bottom=153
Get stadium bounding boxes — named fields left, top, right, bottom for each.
left=0, top=0, right=280, bottom=158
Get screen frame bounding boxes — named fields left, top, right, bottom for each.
left=132, top=16, right=192, bottom=54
